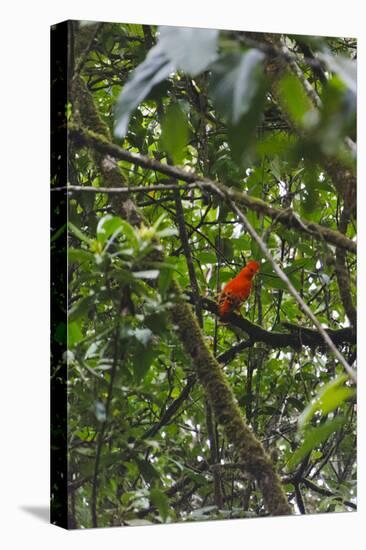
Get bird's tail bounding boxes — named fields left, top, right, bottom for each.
left=218, top=298, right=232, bottom=318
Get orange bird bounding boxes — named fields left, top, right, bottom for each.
left=218, top=260, right=260, bottom=318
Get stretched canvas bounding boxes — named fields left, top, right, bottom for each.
left=51, top=20, right=357, bottom=529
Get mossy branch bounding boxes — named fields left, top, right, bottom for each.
left=335, top=207, right=356, bottom=327
left=171, top=281, right=292, bottom=516
left=68, top=125, right=356, bottom=255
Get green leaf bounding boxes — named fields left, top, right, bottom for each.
left=151, top=213, right=166, bottom=231
left=132, top=269, right=160, bottom=279
left=288, top=417, right=346, bottom=469
left=317, top=77, right=356, bottom=156
left=96, top=215, right=123, bottom=245
left=135, top=457, right=160, bottom=483
left=132, top=345, right=157, bottom=382
left=284, top=258, right=313, bottom=273
left=68, top=295, right=94, bottom=322
left=68, top=321, right=83, bottom=347
left=68, top=222, right=92, bottom=245
left=114, top=43, right=174, bottom=137
left=111, top=268, right=136, bottom=284
left=156, top=226, right=179, bottom=238
left=160, top=104, right=189, bottom=164
left=158, top=26, right=218, bottom=76
left=299, top=375, right=355, bottom=429
left=250, top=239, right=261, bottom=261
left=51, top=223, right=66, bottom=243
left=158, top=258, right=177, bottom=296
left=149, top=486, right=170, bottom=522
left=68, top=247, right=94, bottom=264
left=197, top=251, right=217, bottom=264
left=277, top=72, right=317, bottom=128
left=215, top=236, right=234, bottom=261
left=210, top=50, right=265, bottom=125
left=299, top=166, right=323, bottom=215
left=264, top=273, right=301, bottom=292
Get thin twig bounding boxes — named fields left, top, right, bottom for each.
left=52, top=183, right=199, bottom=194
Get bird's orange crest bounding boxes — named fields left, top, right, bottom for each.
left=246, top=260, right=260, bottom=273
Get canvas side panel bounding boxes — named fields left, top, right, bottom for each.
left=50, top=20, right=69, bottom=529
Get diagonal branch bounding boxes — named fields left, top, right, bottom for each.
left=142, top=376, right=196, bottom=439
left=68, top=126, right=356, bottom=255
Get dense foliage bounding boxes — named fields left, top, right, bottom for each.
left=57, top=22, right=357, bottom=528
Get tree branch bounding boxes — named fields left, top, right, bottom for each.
left=52, top=183, right=199, bottom=194
left=142, top=376, right=196, bottom=439
left=335, top=207, right=356, bottom=326
left=195, top=296, right=355, bottom=356
left=68, top=126, right=356, bottom=254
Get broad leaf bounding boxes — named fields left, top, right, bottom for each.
left=96, top=215, right=123, bottom=245
left=209, top=50, right=265, bottom=125
left=68, top=222, right=92, bottom=245
left=288, top=417, right=346, bottom=469
left=136, top=457, right=161, bottom=483
left=114, top=44, right=174, bottom=137
left=114, top=26, right=218, bottom=138
left=132, top=345, right=157, bottom=382
left=209, top=50, right=266, bottom=162
left=278, top=72, right=317, bottom=128
left=68, top=247, right=94, bottom=264
left=68, top=321, right=83, bottom=347
left=158, top=25, right=218, bottom=76
left=149, top=486, right=170, bottom=522
left=299, top=375, right=355, bottom=429
left=160, top=103, right=189, bottom=164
